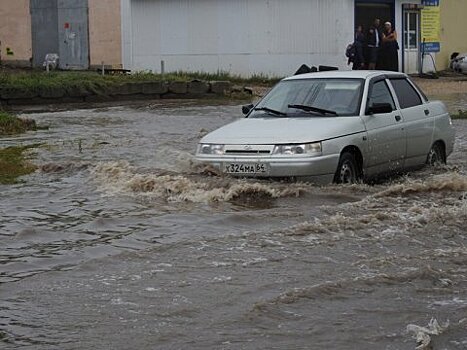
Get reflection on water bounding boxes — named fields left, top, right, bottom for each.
left=0, top=99, right=466, bottom=349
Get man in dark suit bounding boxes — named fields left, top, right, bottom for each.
left=367, top=18, right=382, bottom=70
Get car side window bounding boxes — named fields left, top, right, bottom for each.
left=390, top=78, right=423, bottom=109
left=367, top=80, right=395, bottom=112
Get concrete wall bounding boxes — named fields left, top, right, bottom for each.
left=89, top=0, right=122, bottom=68
left=0, top=0, right=122, bottom=69
left=436, top=0, right=467, bottom=70
left=0, top=0, right=32, bottom=66
left=122, top=0, right=354, bottom=76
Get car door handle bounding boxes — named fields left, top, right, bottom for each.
left=395, top=115, right=402, bottom=122
left=424, top=109, right=430, bottom=116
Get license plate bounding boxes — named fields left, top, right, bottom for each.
left=224, top=163, right=268, bottom=174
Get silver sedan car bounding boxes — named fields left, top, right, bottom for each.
left=196, top=71, right=455, bottom=184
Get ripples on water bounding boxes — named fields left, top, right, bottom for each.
left=0, top=101, right=466, bottom=349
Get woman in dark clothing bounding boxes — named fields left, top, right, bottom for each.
left=352, top=25, right=365, bottom=70
left=380, top=22, right=399, bottom=71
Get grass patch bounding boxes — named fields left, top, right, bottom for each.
left=452, top=110, right=467, bottom=120
left=0, top=145, right=37, bottom=184
left=0, top=112, right=37, bottom=135
left=0, top=71, right=114, bottom=93
left=154, top=70, right=282, bottom=85
left=0, top=69, right=281, bottom=94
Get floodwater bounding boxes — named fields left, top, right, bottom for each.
left=0, top=98, right=466, bottom=350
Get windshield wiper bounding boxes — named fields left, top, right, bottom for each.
left=288, top=104, right=337, bottom=116
left=254, top=107, right=288, bottom=117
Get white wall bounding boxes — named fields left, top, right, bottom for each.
left=121, top=0, right=354, bottom=76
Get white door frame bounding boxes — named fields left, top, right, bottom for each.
left=403, top=9, right=420, bottom=74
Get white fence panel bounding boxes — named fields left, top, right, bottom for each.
left=125, top=0, right=354, bottom=76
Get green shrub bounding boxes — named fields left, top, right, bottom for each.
left=451, top=110, right=467, bottom=120
left=0, top=145, right=37, bottom=184
left=0, top=112, right=37, bottom=135
left=0, top=70, right=281, bottom=94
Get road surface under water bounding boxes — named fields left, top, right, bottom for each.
left=0, top=98, right=466, bottom=349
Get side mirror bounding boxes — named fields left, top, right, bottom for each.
left=242, top=104, right=254, bottom=115
left=367, top=103, right=393, bottom=115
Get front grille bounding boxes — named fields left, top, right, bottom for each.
left=224, top=144, right=273, bottom=156
left=225, top=150, right=271, bottom=155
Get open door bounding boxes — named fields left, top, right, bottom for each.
left=354, top=0, right=395, bottom=69
left=355, top=2, right=393, bottom=32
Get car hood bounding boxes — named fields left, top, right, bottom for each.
left=200, top=117, right=365, bottom=144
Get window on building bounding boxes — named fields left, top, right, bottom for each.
left=404, top=12, right=419, bottom=50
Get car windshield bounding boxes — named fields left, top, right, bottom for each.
left=251, top=78, right=364, bottom=117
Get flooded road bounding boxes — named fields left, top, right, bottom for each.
left=1, top=98, right=466, bottom=349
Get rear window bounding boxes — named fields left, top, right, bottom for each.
left=407, top=78, right=428, bottom=101
left=390, top=78, right=423, bottom=109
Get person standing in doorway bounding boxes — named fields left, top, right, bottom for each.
left=352, top=25, right=366, bottom=70
left=380, top=22, right=399, bottom=71
left=367, top=18, right=382, bottom=70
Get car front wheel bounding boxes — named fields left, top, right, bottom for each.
left=334, top=152, right=360, bottom=184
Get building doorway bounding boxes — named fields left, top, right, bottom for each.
left=355, top=1, right=395, bottom=70
left=30, top=0, right=59, bottom=68
left=355, top=1, right=394, bottom=35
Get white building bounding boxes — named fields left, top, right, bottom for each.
left=121, top=0, right=431, bottom=76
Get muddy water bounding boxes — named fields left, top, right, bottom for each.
left=0, top=99, right=466, bottom=349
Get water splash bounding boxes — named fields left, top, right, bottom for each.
left=40, top=162, right=90, bottom=173
left=407, top=318, right=450, bottom=350
left=375, top=173, right=467, bottom=197
left=90, top=161, right=306, bottom=203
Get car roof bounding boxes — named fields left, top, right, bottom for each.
left=283, top=70, right=407, bottom=81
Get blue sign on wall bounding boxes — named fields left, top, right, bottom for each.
left=422, top=42, right=440, bottom=53
left=421, top=0, right=440, bottom=6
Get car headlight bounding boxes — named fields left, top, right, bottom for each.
left=197, top=143, right=225, bottom=155
left=272, top=142, right=322, bottom=156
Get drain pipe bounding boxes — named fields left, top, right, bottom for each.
left=419, top=38, right=438, bottom=79
left=419, top=38, right=425, bottom=76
